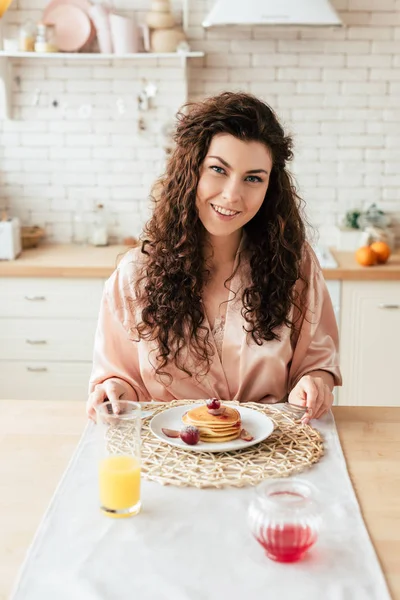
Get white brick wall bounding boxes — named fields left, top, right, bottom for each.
left=0, top=0, right=399, bottom=246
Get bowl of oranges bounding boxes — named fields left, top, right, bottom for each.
left=355, top=241, right=391, bottom=267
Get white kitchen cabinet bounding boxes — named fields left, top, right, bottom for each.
left=0, top=277, right=103, bottom=318
left=339, top=281, right=400, bottom=406
left=0, top=361, right=93, bottom=401
left=0, top=277, right=103, bottom=401
left=0, top=318, right=97, bottom=361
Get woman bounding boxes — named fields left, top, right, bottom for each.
left=87, top=91, right=341, bottom=424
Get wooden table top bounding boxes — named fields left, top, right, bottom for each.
left=1, top=243, right=400, bottom=280
left=0, top=244, right=129, bottom=278
left=0, top=402, right=399, bottom=600
left=331, top=249, right=400, bottom=281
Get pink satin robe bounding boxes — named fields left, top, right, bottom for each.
left=89, top=243, right=342, bottom=403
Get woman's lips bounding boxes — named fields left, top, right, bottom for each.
left=210, top=203, right=241, bottom=221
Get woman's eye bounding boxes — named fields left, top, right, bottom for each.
left=246, top=175, right=262, bottom=183
left=210, top=165, right=225, bottom=174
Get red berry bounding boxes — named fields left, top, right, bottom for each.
left=240, top=428, right=254, bottom=442
left=180, top=425, right=200, bottom=445
left=162, top=428, right=180, bottom=438
left=206, top=398, right=221, bottom=410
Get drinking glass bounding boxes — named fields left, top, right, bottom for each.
left=248, top=478, right=322, bottom=562
left=95, top=401, right=141, bottom=518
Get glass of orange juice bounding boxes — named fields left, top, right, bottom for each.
left=95, top=400, right=141, bottom=518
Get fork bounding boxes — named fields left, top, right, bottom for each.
left=280, top=402, right=310, bottom=421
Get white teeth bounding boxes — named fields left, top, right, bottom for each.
left=211, top=204, right=239, bottom=216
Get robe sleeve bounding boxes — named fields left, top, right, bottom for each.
left=288, top=246, right=342, bottom=390
left=88, top=250, right=151, bottom=402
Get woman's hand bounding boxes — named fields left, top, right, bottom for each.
left=86, top=378, right=138, bottom=422
left=288, top=373, right=334, bottom=424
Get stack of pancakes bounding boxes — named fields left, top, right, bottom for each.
left=182, top=404, right=241, bottom=443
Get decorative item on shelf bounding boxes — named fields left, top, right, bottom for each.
left=145, top=0, right=188, bottom=53
left=90, top=203, right=109, bottom=246
left=0, top=212, right=22, bottom=260
left=335, top=208, right=363, bottom=251
left=146, top=0, right=175, bottom=29
left=43, top=2, right=92, bottom=53
left=109, top=13, right=140, bottom=54
left=336, top=203, right=395, bottom=252
left=176, top=39, right=190, bottom=54
left=357, top=203, right=395, bottom=250
left=34, top=23, right=58, bottom=52
left=137, top=80, right=157, bottom=114
left=89, top=4, right=113, bottom=53
left=31, top=87, right=41, bottom=106
left=343, top=209, right=361, bottom=230
left=20, top=225, right=45, bottom=249
left=150, top=27, right=186, bottom=53
left=42, top=0, right=96, bottom=52
left=2, top=38, right=19, bottom=52
left=19, top=20, right=36, bottom=51
left=139, top=23, right=150, bottom=52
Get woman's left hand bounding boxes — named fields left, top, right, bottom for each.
left=288, top=374, right=334, bottom=424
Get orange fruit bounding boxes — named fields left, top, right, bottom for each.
left=370, top=241, right=391, bottom=264
left=355, top=246, right=378, bottom=266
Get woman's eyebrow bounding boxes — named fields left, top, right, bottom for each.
left=207, top=155, right=269, bottom=175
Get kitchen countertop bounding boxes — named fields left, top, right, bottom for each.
left=0, top=244, right=400, bottom=279
left=0, top=402, right=399, bottom=600
left=331, top=249, right=400, bottom=281
left=0, top=244, right=129, bottom=278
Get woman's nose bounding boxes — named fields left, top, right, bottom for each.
left=222, top=178, right=242, bottom=203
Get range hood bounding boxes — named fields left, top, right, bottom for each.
left=203, top=0, right=343, bottom=27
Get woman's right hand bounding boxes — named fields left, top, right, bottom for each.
left=86, top=378, right=138, bottom=422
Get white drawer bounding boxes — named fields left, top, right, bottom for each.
left=0, top=278, right=104, bottom=318
left=0, top=360, right=92, bottom=401
left=0, top=318, right=97, bottom=361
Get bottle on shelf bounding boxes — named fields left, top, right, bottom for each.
left=72, top=208, right=88, bottom=245
left=34, top=23, right=58, bottom=53
left=19, top=21, right=36, bottom=52
left=90, top=204, right=109, bottom=246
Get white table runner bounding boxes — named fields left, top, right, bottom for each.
left=10, top=411, right=392, bottom=600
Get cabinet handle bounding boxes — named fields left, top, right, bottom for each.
left=24, top=295, right=46, bottom=301
left=26, top=339, right=47, bottom=345
left=378, top=303, right=400, bottom=309
left=26, top=366, right=48, bottom=372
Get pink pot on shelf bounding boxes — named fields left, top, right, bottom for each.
left=109, top=14, right=139, bottom=54
left=88, top=4, right=113, bottom=53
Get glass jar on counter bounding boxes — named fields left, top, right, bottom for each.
left=72, top=208, right=88, bottom=245
left=90, top=204, right=109, bottom=247
left=34, top=23, right=58, bottom=53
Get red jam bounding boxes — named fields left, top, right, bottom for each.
left=255, top=523, right=317, bottom=563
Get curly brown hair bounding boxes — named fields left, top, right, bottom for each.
left=134, top=91, right=308, bottom=384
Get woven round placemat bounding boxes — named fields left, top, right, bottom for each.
left=139, top=400, right=323, bottom=489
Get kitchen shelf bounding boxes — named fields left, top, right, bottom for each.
left=0, top=50, right=204, bottom=60
left=0, top=50, right=205, bottom=119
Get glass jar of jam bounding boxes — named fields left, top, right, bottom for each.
left=248, top=478, right=322, bottom=563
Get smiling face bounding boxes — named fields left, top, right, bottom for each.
left=196, top=133, right=273, bottom=243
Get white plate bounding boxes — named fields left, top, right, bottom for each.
left=149, top=404, right=275, bottom=452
